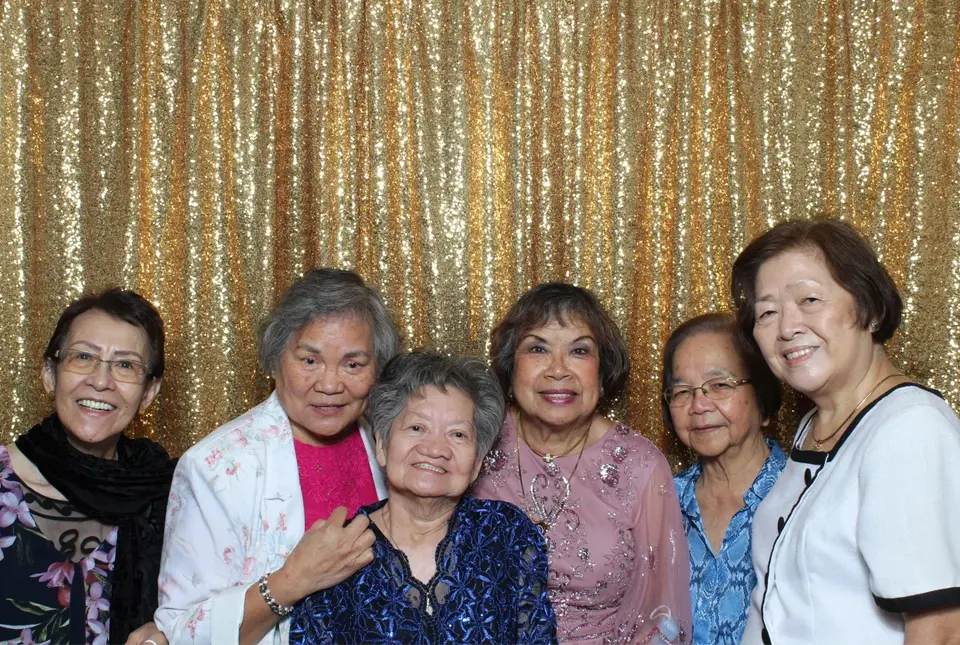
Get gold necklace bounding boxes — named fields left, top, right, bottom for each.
left=516, top=412, right=590, bottom=533
left=811, top=373, right=902, bottom=451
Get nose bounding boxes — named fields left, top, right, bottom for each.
left=417, top=434, right=453, bottom=459
left=778, top=304, right=803, bottom=340
left=313, top=366, right=344, bottom=394
left=689, top=388, right=716, bottom=414
left=86, top=360, right=116, bottom=390
left=545, top=352, right=570, bottom=380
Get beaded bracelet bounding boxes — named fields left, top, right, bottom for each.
left=257, top=573, right=294, bottom=617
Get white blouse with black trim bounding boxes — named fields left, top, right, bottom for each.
left=740, top=383, right=960, bottom=645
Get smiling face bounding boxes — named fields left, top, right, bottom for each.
left=42, top=309, right=160, bottom=458
left=668, top=331, right=766, bottom=459
left=273, top=315, right=376, bottom=446
left=511, top=317, right=602, bottom=432
left=752, top=248, right=877, bottom=400
left=376, top=385, right=482, bottom=501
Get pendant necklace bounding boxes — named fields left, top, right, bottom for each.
left=516, top=412, right=590, bottom=533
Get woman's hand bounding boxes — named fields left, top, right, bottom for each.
left=269, top=506, right=376, bottom=605
left=124, top=621, right=168, bottom=645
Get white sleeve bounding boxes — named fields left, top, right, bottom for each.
left=155, top=452, right=256, bottom=645
left=857, top=400, right=960, bottom=613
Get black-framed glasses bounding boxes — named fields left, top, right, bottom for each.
left=663, top=377, right=751, bottom=408
left=55, top=349, right=148, bottom=384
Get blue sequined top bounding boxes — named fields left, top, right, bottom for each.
left=674, top=439, right=787, bottom=645
left=289, top=497, right=558, bottom=645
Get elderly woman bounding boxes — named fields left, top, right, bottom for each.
left=289, top=351, right=557, bottom=644
left=155, top=268, right=399, bottom=645
left=662, top=313, right=785, bottom=645
left=472, top=283, right=692, bottom=645
left=0, top=289, right=176, bottom=645
left=732, top=219, right=960, bottom=645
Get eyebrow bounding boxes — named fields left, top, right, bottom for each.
left=756, top=279, right=824, bottom=302
left=520, top=333, right=596, bottom=344
left=68, top=341, right=145, bottom=361
left=295, top=344, right=372, bottom=359
left=669, top=367, right=735, bottom=385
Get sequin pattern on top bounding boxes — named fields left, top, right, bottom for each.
left=472, top=414, right=692, bottom=644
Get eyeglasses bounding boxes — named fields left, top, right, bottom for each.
left=663, top=377, right=752, bottom=407
left=55, top=349, right=149, bottom=384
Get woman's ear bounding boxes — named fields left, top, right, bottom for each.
left=41, top=361, right=56, bottom=395
left=375, top=434, right=387, bottom=469
left=140, top=378, right=162, bottom=412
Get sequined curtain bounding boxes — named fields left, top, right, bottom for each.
left=1, top=0, right=958, bottom=467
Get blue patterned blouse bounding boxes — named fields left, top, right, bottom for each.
left=674, top=439, right=786, bottom=645
left=289, top=497, right=558, bottom=645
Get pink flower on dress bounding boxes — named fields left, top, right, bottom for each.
left=86, top=581, right=110, bottom=619
left=225, top=463, right=240, bottom=476
left=0, top=534, right=15, bottom=561
left=205, top=449, right=223, bottom=468
left=88, top=616, right=108, bottom=645
left=18, top=628, right=51, bottom=645
left=277, top=513, right=288, bottom=531
left=242, top=556, right=256, bottom=577
left=187, top=606, right=207, bottom=638
left=0, top=491, right=35, bottom=528
left=32, top=560, right=74, bottom=587
left=262, top=424, right=282, bottom=438
left=223, top=546, right=234, bottom=565
left=230, top=428, right=249, bottom=448
left=262, top=519, right=270, bottom=532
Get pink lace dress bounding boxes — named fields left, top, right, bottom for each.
left=294, top=428, right=379, bottom=529
left=472, top=415, right=692, bottom=644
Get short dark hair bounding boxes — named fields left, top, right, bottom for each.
left=43, top=288, right=165, bottom=380
left=365, top=351, right=506, bottom=460
left=731, top=218, right=902, bottom=344
left=491, top=283, right=630, bottom=402
left=660, top=312, right=781, bottom=432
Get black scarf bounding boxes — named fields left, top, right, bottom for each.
left=16, top=414, right=177, bottom=644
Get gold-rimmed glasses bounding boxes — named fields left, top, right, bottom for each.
left=55, top=349, right=148, bottom=384
left=663, top=377, right=751, bottom=408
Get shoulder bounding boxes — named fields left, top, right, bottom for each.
left=610, top=423, right=674, bottom=473
left=674, top=462, right=699, bottom=500
left=460, top=498, right=541, bottom=538
left=181, top=393, right=290, bottom=463
left=176, top=393, right=292, bottom=486
left=862, top=384, right=960, bottom=446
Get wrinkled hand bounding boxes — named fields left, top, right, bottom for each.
left=272, top=506, right=375, bottom=604
left=124, top=621, right=168, bottom=645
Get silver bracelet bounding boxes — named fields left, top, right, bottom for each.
left=257, top=573, right=294, bottom=617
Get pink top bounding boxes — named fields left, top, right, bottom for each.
left=472, top=414, right=692, bottom=645
left=294, top=428, right=379, bottom=529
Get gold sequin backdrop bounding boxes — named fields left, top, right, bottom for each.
left=1, top=0, right=959, bottom=467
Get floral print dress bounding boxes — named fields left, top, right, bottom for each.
left=0, top=446, right=117, bottom=645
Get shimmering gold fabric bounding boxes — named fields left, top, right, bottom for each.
left=2, top=1, right=959, bottom=469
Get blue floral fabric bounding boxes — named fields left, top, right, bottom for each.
left=674, top=439, right=786, bottom=645
left=289, top=497, right=557, bottom=645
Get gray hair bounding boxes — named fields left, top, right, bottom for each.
left=365, top=351, right=506, bottom=460
left=257, top=268, right=401, bottom=374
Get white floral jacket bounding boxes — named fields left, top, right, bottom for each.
left=154, top=392, right=386, bottom=645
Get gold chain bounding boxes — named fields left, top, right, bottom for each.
left=811, top=373, right=902, bottom=451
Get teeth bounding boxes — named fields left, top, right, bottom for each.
left=413, top=463, right=446, bottom=473
left=78, top=399, right=116, bottom=411
left=785, top=348, right=815, bottom=360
